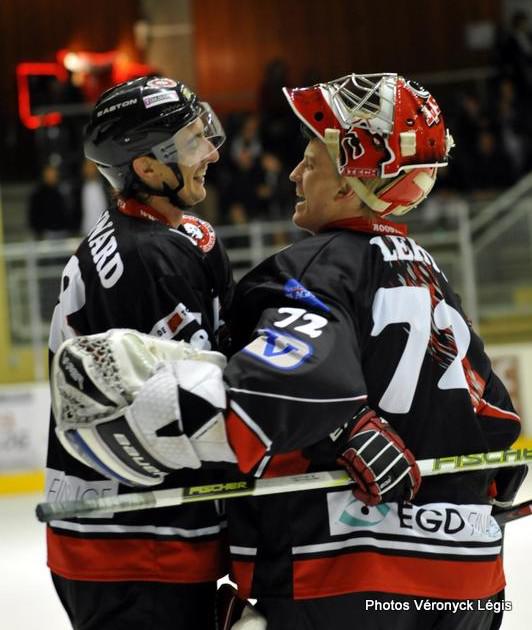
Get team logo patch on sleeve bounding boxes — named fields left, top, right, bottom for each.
left=181, top=215, right=216, bottom=253
left=242, top=328, right=313, bottom=370
left=283, top=279, right=330, bottom=312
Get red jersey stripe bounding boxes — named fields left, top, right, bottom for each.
left=47, top=527, right=228, bottom=582
left=262, top=450, right=310, bottom=478
left=225, top=410, right=268, bottom=473
left=477, top=399, right=521, bottom=422
left=292, top=552, right=505, bottom=600
left=231, top=560, right=255, bottom=599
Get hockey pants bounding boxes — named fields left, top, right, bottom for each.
left=52, top=573, right=217, bottom=630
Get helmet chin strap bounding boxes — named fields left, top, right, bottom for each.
left=133, top=163, right=194, bottom=210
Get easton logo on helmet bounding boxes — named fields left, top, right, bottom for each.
left=96, top=98, right=138, bottom=117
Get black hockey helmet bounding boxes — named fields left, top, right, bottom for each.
left=84, top=75, right=225, bottom=200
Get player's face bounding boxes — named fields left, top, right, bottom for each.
left=177, top=154, right=217, bottom=206
left=289, top=139, right=344, bottom=233
left=167, top=118, right=220, bottom=206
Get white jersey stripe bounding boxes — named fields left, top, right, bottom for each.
left=230, top=545, right=258, bottom=556
left=255, top=455, right=272, bottom=478
left=50, top=520, right=226, bottom=538
left=229, top=387, right=367, bottom=404
left=230, top=400, right=272, bottom=448
left=292, top=537, right=501, bottom=557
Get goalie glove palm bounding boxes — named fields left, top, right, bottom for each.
left=337, top=408, right=420, bottom=506
left=52, top=330, right=235, bottom=487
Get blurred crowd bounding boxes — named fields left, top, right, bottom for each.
left=25, top=11, right=532, bottom=240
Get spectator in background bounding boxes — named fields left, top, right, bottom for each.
left=224, top=114, right=265, bottom=225
left=223, top=113, right=295, bottom=226
left=229, top=112, right=263, bottom=165
left=80, top=158, right=108, bottom=235
left=494, top=78, right=530, bottom=176
left=468, top=128, right=516, bottom=194
left=256, top=151, right=294, bottom=219
left=258, top=58, right=300, bottom=167
left=27, top=164, right=70, bottom=239
left=446, top=92, right=491, bottom=191
left=452, top=92, right=488, bottom=146
left=499, top=10, right=532, bottom=101
left=224, top=141, right=263, bottom=225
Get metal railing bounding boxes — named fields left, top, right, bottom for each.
left=1, top=221, right=302, bottom=346
left=2, top=178, right=532, bottom=380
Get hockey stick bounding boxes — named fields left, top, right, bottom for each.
left=493, top=498, right=532, bottom=526
left=36, top=446, right=532, bottom=523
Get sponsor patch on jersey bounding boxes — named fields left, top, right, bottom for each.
left=283, top=279, right=330, bottom=312
left=46, top=468, right=118, bottom=518
left=181, top=215, right=216, bottom=253
left=143, top=92, right=179, bottom=109
left=149, top=302, right=201, bottom=339
left=242, top=328, right=313, bottom=370
left=339, top=496, right=391, bottom=528
left=327, top=491, right=501, bottom=543
left=146, top=77, right=178, bottom=89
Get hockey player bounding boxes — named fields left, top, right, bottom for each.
left=45, top=76, right=234, bottom=630
left=51, top=73, right=524, bottom=629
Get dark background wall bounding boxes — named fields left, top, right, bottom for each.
left=1, top=0, right=141, bottom=116
left=0, top=0, right=503, bottom=178
left=193, top=0, right=502, bottom=112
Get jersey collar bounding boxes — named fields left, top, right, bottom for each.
left=117, top=197, right=174, bottom=227
left=320, top=216, right=408, bottom=236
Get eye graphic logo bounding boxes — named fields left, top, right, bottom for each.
left=339, top=498, right=390, bottom=527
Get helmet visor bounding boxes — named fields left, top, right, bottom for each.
left=151, top=102, right=225, bottom=167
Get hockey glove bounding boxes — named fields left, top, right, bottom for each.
left=51, top=329, right=236, bottom=487
left=337, top=407, right=421, bottom=506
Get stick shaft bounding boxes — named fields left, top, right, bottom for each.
left=493, top=499, right=532, bottom=526
left=36, top=447, right=532, bottom=523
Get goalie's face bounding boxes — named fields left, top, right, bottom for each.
left=289, top=139, right=363, bottom=233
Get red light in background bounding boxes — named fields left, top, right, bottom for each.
left=17, top=51, right=156, bottom=130
left=16, top=63, right=68, bottom=130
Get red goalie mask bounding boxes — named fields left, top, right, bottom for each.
left=283, top=73, right=451, bottom=178
left=283, top=73, right=454, bottom=216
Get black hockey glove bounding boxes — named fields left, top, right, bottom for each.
left=337, top=407, right=421, bottom=506
left=490, top=465, right=529, bottom=511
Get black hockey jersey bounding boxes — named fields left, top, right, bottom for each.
left=223, top=216, right=521, bottom=600
left=46, top=198, right=234, bottom=582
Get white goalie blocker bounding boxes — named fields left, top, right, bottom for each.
left=51, top=329, right=236, bottom=487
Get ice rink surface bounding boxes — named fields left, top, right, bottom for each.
left=1, top=476, right=530, bottom=630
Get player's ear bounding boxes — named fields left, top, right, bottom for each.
left=132, top=156, right=157, bottom=183
left=335, top=180, right=356, bottom=201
